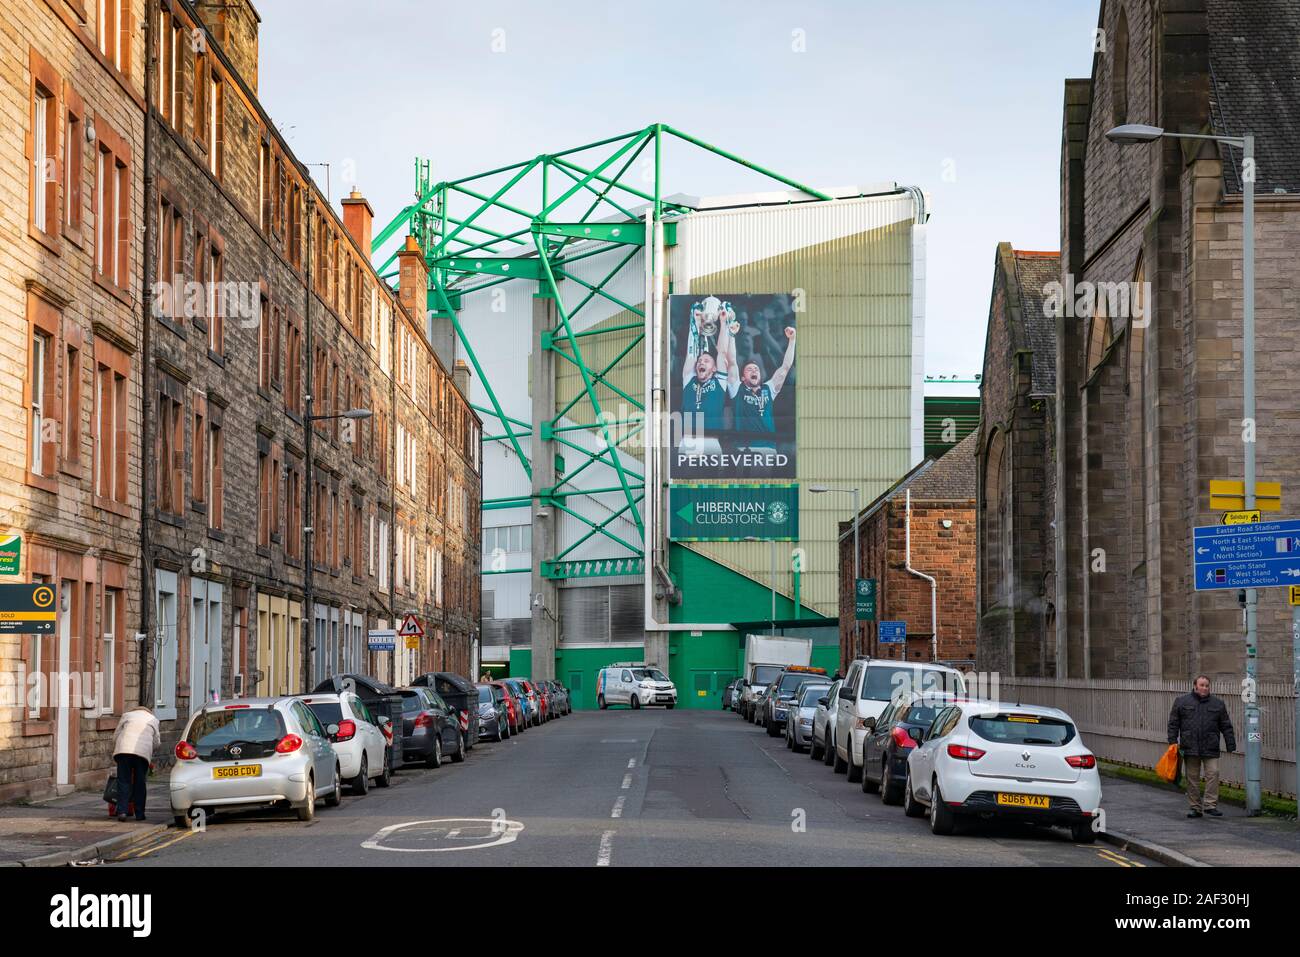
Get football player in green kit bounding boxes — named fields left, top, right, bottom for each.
left=680, top=311, right=739, bottom=435
left=733, top=325, right=796, bottom=441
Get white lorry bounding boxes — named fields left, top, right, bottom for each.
left=738, top=635, right=813, bottom=721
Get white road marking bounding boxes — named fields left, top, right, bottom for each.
left=445, top=828, right=461, bottom=839
left=597, top=830, right=615, bottom=866
left=600, top=739, right=638, bottom=744
left=621, top=774, right=632, bottom=789
left=627, top=758, right=636, bottom=768
left=611, top=796, right=625, bottom=818
left=362, top=818, right=524, bottom=853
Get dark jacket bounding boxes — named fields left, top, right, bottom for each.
left=1167, top=691, right=1236, bottom=758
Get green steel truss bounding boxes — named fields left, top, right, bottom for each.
left=371, top=125, right=831, bottom=580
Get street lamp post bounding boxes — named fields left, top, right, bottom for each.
left=811, top=485, right=861, bottom=655
left=1106, top=123, right=1262, bottom=815
left=303, top=406, right=372, bottom=688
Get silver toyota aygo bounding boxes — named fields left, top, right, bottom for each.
left=169, top=697, right=344, bottom=828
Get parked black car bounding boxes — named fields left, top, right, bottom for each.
left=411, top=672, right=481, bottom=750
left=860, top=693, right=955, bottom=804
left=312, top=673, right=405, bottom=770
left=398, top=687, right=465, bottom=767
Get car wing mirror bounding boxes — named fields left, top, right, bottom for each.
left=838, top=687, right=855, bottom=701
left=326, top=722, right=340, bottom=739
left=817, top=696, right=829, bottom=708
left=913, top=727, right=926, bottom=744
left=864, top=717, right=876, bottom=732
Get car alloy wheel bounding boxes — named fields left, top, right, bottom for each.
left=429, top=736, right=443, bottom=769
left=375, top=748, right=392, bottom=787
left=326, top=764, right=343, bottom=807
left=861, top=749, right=879, bottom=794
left=452, top=731, right=467, bottom=763
left=296, top=775, right=316, bottom=822
left=903, top=773, right=925, bottom=818
left=881, top=760, right=901, bottom=805
left=631, top=695, right=640, bottom=710
left=929, top=778, right=955, bottom=835
left=352, top=754, right=370, bottom=795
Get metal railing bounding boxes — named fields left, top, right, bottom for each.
left=995, top=676, right=1297, bottom=798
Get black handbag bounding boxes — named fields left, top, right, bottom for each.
left=102, top=771, right=118, bottom=803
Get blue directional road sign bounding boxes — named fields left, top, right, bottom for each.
left=879, top=621, right=906, bottom=644
left=1192, top=519, right=1300, bottom=590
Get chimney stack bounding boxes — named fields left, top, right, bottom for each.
left=342, top=188, right=374, bottom=253
left=194, top=0, right=261, bottom=92
left=395, top=235, right=428, bottom=324
left=453, top=359, right=472, bottom=398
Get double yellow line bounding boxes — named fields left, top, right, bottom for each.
left=115, top=827, right=199, bottom=860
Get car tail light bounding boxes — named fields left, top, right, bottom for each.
left=414, top=712, right=433, bottom=729
left=1066, top=753, right=1097, bottom=769
left=946, top=743, right=986, bottom=760
left=891, top=726, right=918, bottom=749
left=335, top=719, right=357, bottom=741
left=175, top=740, right=197, bottom=761
left=275, top=733, right=304, bottom=754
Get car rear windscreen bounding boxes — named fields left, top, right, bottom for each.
left=306, top=701, right=344, bottom=725
left=861, top=667, right=963, bottom=702
left=477, top=686, right=493, bottom=703
left=779, top=672, right=816, bottom=694
left=800, top=685, right=830, bottom=706
left=902, top=702, right=946, bottom=728
left=969, top=713, right=1076, bottom=746
left=187, top=707, right=286, bottom=761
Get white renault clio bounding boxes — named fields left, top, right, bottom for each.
left=903, top=700, right=1101, bottom=842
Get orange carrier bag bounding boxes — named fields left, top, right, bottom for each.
left=1155, top=743, right=1179, bottom=783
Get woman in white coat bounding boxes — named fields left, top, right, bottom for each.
left=111, top=706, right=160, bottom=822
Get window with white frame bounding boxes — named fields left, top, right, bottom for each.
left=100, top=589, right=117, bottom=715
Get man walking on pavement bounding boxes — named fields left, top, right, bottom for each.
left=1167, top=675, right=1236, bottom=818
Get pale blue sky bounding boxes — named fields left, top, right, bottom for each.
left=257, top=0, right=1100, bottom=389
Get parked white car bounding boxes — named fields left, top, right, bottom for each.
left=596, top=665, right=677, bottom=709
left=298, top=692, right=390, bottom=794
left=833, top=658, right=967, bottom=782
left=903, top=700, right=1101, bottom=842
left=169, top=697, right=343, bottom=827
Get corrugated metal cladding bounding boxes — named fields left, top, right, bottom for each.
left=558, top=583, right=642, bottom=644
left=669, top=194, right=921, bottom=619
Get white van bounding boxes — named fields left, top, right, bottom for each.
left=833, top=658, right=967, bottom=782
left=596, top=664, right=677, bottom=710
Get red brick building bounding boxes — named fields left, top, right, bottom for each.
left=838, top=432, right=977, bottom=667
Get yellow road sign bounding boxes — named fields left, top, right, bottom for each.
left=1290, top=586, right=1300, bottom=606
left=1221, top=510, right=1262, bottom=525
left=1209, top=480, right=1282, bottom=512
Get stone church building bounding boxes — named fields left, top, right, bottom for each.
left=978, top=0, right=1300, bottom=682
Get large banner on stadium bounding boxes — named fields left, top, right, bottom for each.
left=668, top=293, right=797, bottom=479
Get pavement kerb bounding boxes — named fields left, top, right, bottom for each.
left=1098, top=828, right=1209, bottom=868
left=16, top=822, right=169, bottom=868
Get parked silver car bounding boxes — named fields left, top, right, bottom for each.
left=810, top=679, right=841, bottom=763
left=169, top=697, right=343, bottom=827
left=786, top=682, right=831, bottom=753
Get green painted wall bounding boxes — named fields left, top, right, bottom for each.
left=668, top=631, right=744, bottom=710
left=668, top=544, right=831, bottom=626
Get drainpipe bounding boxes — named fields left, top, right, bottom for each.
left=138, top=0, right=158, bottom=707
left=904, top=489, right=938, bottom=661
